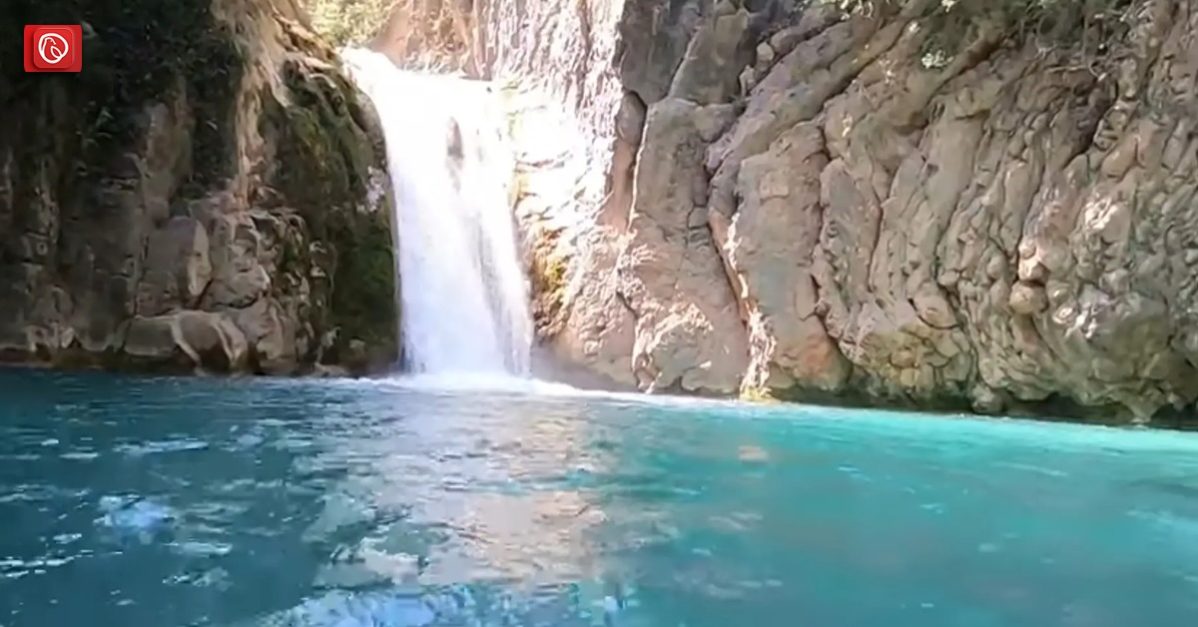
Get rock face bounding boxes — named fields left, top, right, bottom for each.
left=338, top=0, right=1198, bottom=423
left=0, top=0, right=399, bottom=375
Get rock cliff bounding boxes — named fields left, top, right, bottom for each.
left=1, top=0, right=399, bottom=375
left=371, top=0, right=1198, bottom=423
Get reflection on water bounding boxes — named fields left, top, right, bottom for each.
left=303, top=389, right=610, bottom=590
left=2, top=370, right=1198, bottom=626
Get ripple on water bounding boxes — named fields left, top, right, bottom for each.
left=252, top=590, right=437, bottom=627
left=96, top=496, right=175, bottom=539
left=0, top=484, right=89, bottom=504
left=114, top=439, right=210, bottom=457
left=6, top=369, right=1198, bottom=626
left=59, top=451, right=99, bottom=461
left=250, top=583, right=629, bottom=627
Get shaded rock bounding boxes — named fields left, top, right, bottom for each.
left=725, top=122, right=850, bottom=397
left=233, top=299, right=296, bottom=375
left=616, top=98, right=747, bottom=394
left=618, top=0, right=708, bottom=104
left=669, top=4, right=755, bottom=105
left=0, top=0, right=398, bottom=376
left=203, top=214, right=271, bottom=310
left=138, top=217, right=213, bottom=316
left=122, top=311, right=247, bottom=373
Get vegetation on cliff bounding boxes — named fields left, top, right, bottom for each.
left=3, top=1, right=241, bottom=185
left=304, top=0, right=476, bottom=70
left=1, top=0, right=399, bottom=375
left=305, top=0, right=395, bottom=46
left=839, top=0, right=1136, bottom=63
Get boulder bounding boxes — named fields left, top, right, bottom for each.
left=122, top=311, right=247, bottom=373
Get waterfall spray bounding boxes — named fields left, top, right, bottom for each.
left=343, top=49, right=533, bottom=376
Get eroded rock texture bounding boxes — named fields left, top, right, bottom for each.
left=369, top=0, right=1198, bottom=422
left=0, top=0, right=398, bottom=375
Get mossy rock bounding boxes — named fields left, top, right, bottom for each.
left=260, top=54, right=399, bottom=369
left=1, top=0, right=400, bottom=375
left=527, top=227, right=571, bottom=338
left=3, top=0, right=242, bottom=194
left=739, top=385, right=781, bottom=404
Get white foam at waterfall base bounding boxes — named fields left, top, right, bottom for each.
left=342, top=49, right=533, bottom=376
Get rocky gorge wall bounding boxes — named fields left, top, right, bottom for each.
left=1, top=0, right=399, bottom=375
left=370, top=0, right=1198, bottom=424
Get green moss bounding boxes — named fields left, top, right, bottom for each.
left=540, top=254, right=567, bottom=298
left=739, top=386, right=780, bottom=404
left=2, top=0, right=243, bottom=211
left=328, top=215, right=397, bottom=358
left=303, top=0, right=395, bottom=47
left=260, top=55, right=398, bottom=367
left=529, top=248, right=569, bottom=334
left=268, top=59, right=379, bottom=237
left=277, top=231, right=304, bottom=277
left=274, top=106, right=352, bottom=237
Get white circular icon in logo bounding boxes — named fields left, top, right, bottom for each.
left=37, top=32, right=70, bottom=65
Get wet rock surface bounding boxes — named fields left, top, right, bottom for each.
left=381, top=0, right=1198, bottom=423
left=0, top=0, right=398, bottom=375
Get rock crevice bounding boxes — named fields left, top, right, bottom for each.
left=300, top=0, right=1198, bottom=423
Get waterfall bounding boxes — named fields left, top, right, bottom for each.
left=342, top=49, right=533, bottom=376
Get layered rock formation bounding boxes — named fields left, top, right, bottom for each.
left=1, top=0, right=398, bottom=375
left=371, top=0, right=1198, bottom=423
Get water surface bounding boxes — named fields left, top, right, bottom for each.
left=2, top=369, right=1198, bottom=626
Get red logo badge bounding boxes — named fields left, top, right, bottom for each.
left=24, top=25, right=83, bottom=73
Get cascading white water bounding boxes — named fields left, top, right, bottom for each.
left=343, top=49, right=533, bottom=376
